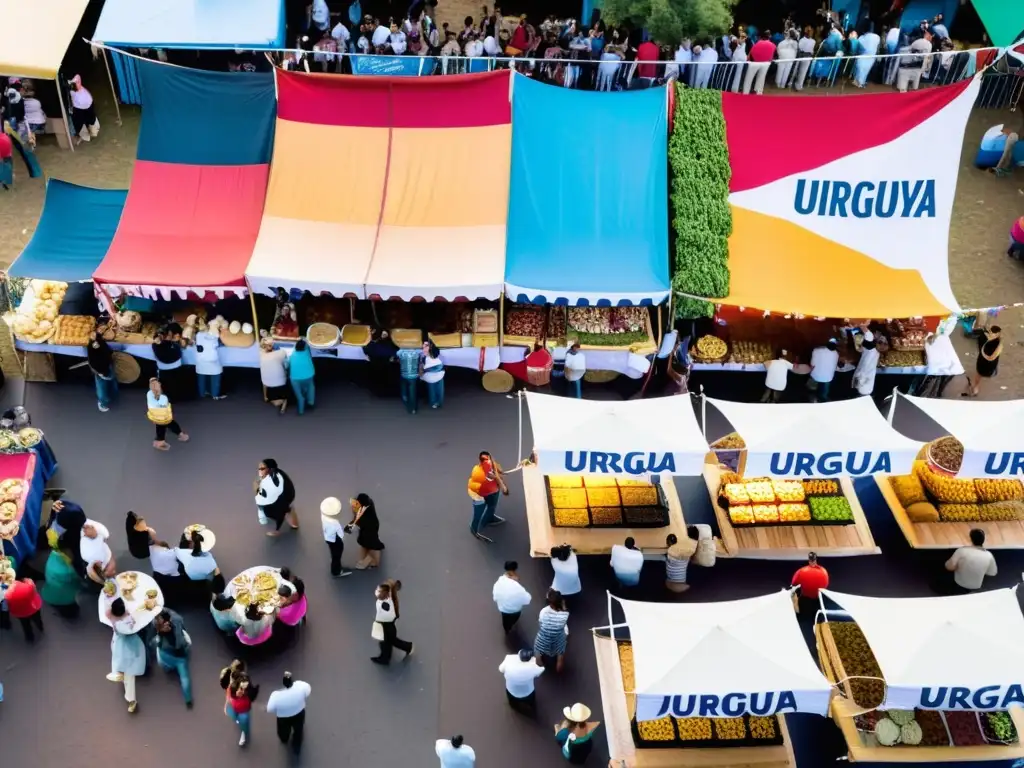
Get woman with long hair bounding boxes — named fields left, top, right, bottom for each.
left=125, top=511, right=155, bottom=560
left=146, top=377, right=189, bottom=451
left=349, top=493, right=385, bottom=569
left=534, top=589, right=570, bottom=672
left=87, top=331, right=117, bottom=412
left=371, top=579, right=413, bottom=665
left=255, top=458, right=299, bottom=536
left=554, top=702, right=600, bottom=763
left=237, top=601, right=275, bottom=648
left=964, top=325, right=1004, bottom=398
left=420, top=339, right=445, bottom=409
left=220, top=660, right=260, bottom=746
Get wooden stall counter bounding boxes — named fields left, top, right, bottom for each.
left=595, top=634, right=796, bottom=768
left=875, top=475, right=1024, bottom=550
left=522, top=464, right=692, bottom=558
left=705, top=465, right=880, bottom=560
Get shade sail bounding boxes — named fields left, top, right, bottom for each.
left=0, top=0, right=89, bottom=79
left=505, top=76, right=669, bottom=306
left=823, top=589, right=1024, bottom=711
left=972, top=0, right=1024, bottom=47
left=9, top=180, right=126, bottom=282
left=526, top=392, right=708, bottom=476
left=618, top=591, right=833, bottom=721
left=891, top=393, right=1024, bottom=478
left=93, top=0, right=285, bottom=48
left=707, top=396, right=923, bottom=478
left=720, top=77, right=979, bottom=318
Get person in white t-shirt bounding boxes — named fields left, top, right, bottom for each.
left=610, top=537, right=644, bottom=587
left=919, top=329, right=964, bottom=398
left=436, top=734, right=476, bottom=767
left=267, top=672, right=311, bottom=754
left=944, top=528, right=997, bottom=592
left=499, top=649, right=544, bottom=713
left=81, top=520, right=114, bottom=584
left=564, top=343, right=586, bottom=399
left=761, top=350, right=793, bottom=403
left=549, top=544, right=581, bottom=598
left=808, top=339, right=839, bottom=402
left=331, top=21, right=351, bottom=51
left=492, top=560, right=531, bottom=632
left=320, top=496, right=351, bottom=578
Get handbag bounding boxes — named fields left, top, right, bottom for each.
left=371, top=621, right=385, bottom=641
left=146, top=405, right=173, bottom=425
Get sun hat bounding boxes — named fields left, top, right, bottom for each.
left=563, top=703, right=592, bottom=721
left=320, top=497, right=343, bottom=517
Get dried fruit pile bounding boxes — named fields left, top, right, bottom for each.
left=928, top=436, right=964, bottom=473
left=828, top=622, right=885, bottom=709
left=504, top=306, right=545, bottom=338
left=546, top=476, right=668, bottom=529
left=945, top=711, right=985, bottom=746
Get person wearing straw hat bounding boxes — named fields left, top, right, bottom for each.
left=321, top=497, right=352, bottom=578
left=554, top=703, right=600, bottom=763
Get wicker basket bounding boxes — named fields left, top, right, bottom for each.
left=525, top=348, right=553, bottom=386
left=112, top=352, right=141, bottom=384
left=482, top=369, right=514, bottom=393
left=340, top=324, right=372, bottom=346
left=584, top=370, right=619, bottom=384
left=306, top=322, right=340, bottom=349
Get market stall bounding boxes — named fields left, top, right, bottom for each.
left=596, top=590, right=831, bottom=766
left=521, top=392, right=704, bottom=556
left=815, top=588, right=1024, bottom=762
left=0, top=450, right=42, bottom=567
left=702, top=397, right=913, bottom=558
left=878, top=393, right=1024, bottom=549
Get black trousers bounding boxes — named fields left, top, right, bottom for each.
left=276, top=710, right=306, bottom=753
left=18, top=610, right=44, bottom=641
left=501, top=611, right=521, bottom=632
left=506, top=689, right=536, bottom=713
left=155, top=420, right=182, bottom=441
left=327, top=537, right=344, bottom=576
left=378, top=620, right=412, bottom=662
left=53, top=602, right=80, bottom=619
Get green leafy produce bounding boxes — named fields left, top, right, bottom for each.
left=568, top=330, right=651, bottom=347
left=669, top=86, right=731, bottom=319
left=888, top=710, right=915, bottom=726
left=900, top=720, right=923, bottom=746
left=602, top=0, right=736, bottom=45
left=809, top=495, right=854, bottom=522
left=875, top=718, right=900, bottom=746
left=986, top=711, right=1018, bottom=742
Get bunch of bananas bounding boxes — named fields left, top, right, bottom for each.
left=975, top=478, right=1024, bottom=503
left=937, top=503, right=982, bottom=522
left=889, top=474, right=927, bottom=507
left=980, top=501, right=1024, bottom=521
left=916, top=462, right=978, bottom=504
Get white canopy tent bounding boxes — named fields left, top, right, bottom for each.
left=822, top=588, right=1024, bottom=711
left=525, top=392, right=709, bottom=476
left=616, top=590, right=833, bottom=721
left=889, top=392, right=1024, bottom=478
left=706, top=396, right=923, bottom=479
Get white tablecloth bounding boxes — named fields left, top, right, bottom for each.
left=227, top=565, right=293, bottom=619
left=98, top=571, right=163, bottom=634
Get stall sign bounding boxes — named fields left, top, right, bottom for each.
left=562, top=451, right=676, bottom=476
left=793, top=179, right=936, bottom=219
left=917, top=685, right=1024, bottom=711
left=765, top=451, right=892, bottom=477
left=638, top=691, right=798, bottom=721
left=963, top=451, right=1024, bottom=478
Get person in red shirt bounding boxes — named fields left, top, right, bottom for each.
left=4, top=577, right=44, bottom=641
left=636, top=39, right=660, bottom=80
left=744, top=35, right=776, bottom=94
left=0, top=130, right=13, bottom=190
left=220, top=660, right=260, bottom=746
left=791, top=552, right=829, bottom=611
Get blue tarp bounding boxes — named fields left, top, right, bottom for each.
left=504, top=75, right=670, bottom=306
left=8, top=180, right=126, bottom=282
left=94, top=0, right=285, bottom=49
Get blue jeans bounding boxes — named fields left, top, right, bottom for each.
left=157, top=649, right=193, bottom=704
left=197, top=373, right=221, bottom=399
left=291, top=377, right=315, bottom=414
left=482, top=491, right=501, bottom=526
left=400, top=377, right=418, bottom=413
left=470, top=499, right=487, bottom=535
left=566, top=378, right=582, bottom=398
left=94, top=374, right=118, bottom=407
left=816, top=380, right=831, bottom=402
left=226, top=704, right=251, bottom=738
left=426, top=379, right=444, bottom=408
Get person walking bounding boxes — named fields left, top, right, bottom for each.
left=288, top=340, right=316, bottom=414
left=397, top=342, right=422, bottom=413
left=808, top=339, right=839, bottom=402
left=255, top=458, right=299, bottom=536
left=349, top=493, right=385, bottom=569
left=125, top=511, right=154, bottom=560
left=534, top=589, right=570, bottom=673
left=41, top=542, right=84, bottom=618
left=320, top=497, right=352, bottom=577
left=499, top=649, right=544, bottom=714
left=152, top=609, right=194, bottom=707
left=564, top=343, right=586, bottom=398
left=221, top=660, right=260, bottom=747
left=259, top=337, right=289, bottom=414
left=147, top=378, right=189, bottom=451
left=267, top=672, right=311, bottom=754
left=106, top=598, right=146, bottom=713
left=963, top=325, right=1003, bottom=398
left=436, top=734, right=476, bottom=767
left=549, top=544, right=582, bottom=603
left=943, top=528, right=997, bottom=593
left=492, top=560, right=532, bottom=632
left=664, top=530, right=697, bottom=594
left=790, top=552, right=829, bottom=613
left=555, top=703, right=601, bottom=763
left=371, top=579, right=414, bottom=665
left=852, top=327, right=879, bottom=397
left=4, top=576, right=43, bottom=641
left=87, top=332, right=118, bottom=412
left=609, top=537, right=643, bottom=589
left=467, top=453, right=506, bottom=542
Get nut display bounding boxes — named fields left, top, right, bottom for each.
left=694, top=335, right=728, bottom=360
left=619, top=486, right=658, bottom=507
left=638, top=717, right=677, bottom=742
left=802, top=479, right=839, bottom=496
left=548, top=476, right=584, bottom=488
left=504, top=306, right=545, bottom=338
left=809, top=496, right=854, bottom=522
left=778, top=503, right=811, bottom=522
left=586, top=487, right=621, bottom=507
left=712, top=718, right=747, bottom=740
left=550, top=488, right=588, bottom=509
left=547, top=476, right=666, bottom=528
left=748, top=717, right=778, bottom=740
left=829, top=622, right=885, bottom=709
left=980, top=501, right=1024, bottom=521
left=552, top=508, right=590, bottom=527
left=772, top=481, right=805, bottom=502
left=880, top=349, right=925, bottom=368
left=916, top=461, right=978, bottom=504
left=624, top=507, right=664, bottom=525
left=590, top=507, right=623, bottom=525
left=675, top=717, right=713, bottom=741
left=928, top=436, right=964, bottom=473
left=729, top=340, right=773, bottom=365
left=975, top=478, right=1024, bottom=503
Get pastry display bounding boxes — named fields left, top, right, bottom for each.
left=17, top=428, right=41, bottom=447
left=340, top=324, right=372, bottom=346
left=751, top=504, right=779, bottom=524
left=693, top=335, right=728, bottom=361
left=0, top=501, right=16, bottom=522
left=52, top=315, right=96, bottom=346
left=778, top=503, right=811, bottom=522
left=772, top=481, right=805, bottom=503
left=728, top=340, right=773, bottom=365
left=13, top=280, right=68, bottom=343
left=728, top=505, right=755, bottom=525
left=306, top=322, right=340, bottom=349
left=547, top=476, right=667, bottom=528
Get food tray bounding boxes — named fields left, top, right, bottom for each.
left=221, top=331, right=255, bottom=348
left=391, top=328, right=422, bottom=349
left=545, top=477, right=669, bottom=529
left=428, top=331, right=463, bottom=349
left=306, top=322, right=340, bottom=349
left=51, top=315, right=95, bottom=346
left=725, top=490, right=854, bottom=527
left=631, top=714, right=784, bottom=750
left=569, top=309, right=657, bottom=353
left=340, top=324, right=372, bottom=346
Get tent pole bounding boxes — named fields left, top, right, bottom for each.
left=56, top=73, right=75, bottom=153
left=517, top=389, right=523, bottom=462
left=607, top=591, right=615, bottom=641
left=247, top=287, right=260, bottom=335
left=886, top=387, right=898, bottom=424
left=102, top=49, right=122, bottom=126
left=700, top=386, right=706, bottom=440
left=498, top=291, right=505, bottom=347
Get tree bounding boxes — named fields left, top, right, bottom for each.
left=602, top=0, right=736, bottom=46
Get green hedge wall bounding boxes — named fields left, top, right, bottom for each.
left=669, top=84, right=732, bottom=319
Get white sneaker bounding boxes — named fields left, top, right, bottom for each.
left=98, top=403, right=109, bottom=412
left=106, top=672, right=123, bottom=682
left=238, top=732, right=247, bottom=747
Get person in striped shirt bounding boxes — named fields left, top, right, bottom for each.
left=664, top=529, right=698, bottom=593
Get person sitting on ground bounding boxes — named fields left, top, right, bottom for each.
left=944, top=528, right=997, bottom=592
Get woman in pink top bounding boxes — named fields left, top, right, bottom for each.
left=277, top=578, right=307, bottom=627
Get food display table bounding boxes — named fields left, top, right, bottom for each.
left=594, top=633, right=796, bottom=768
left=227, top=566, right=293, bottom=619
left=521, top=464, right=688, bottom=557
left=705, top=464, right=880, bottom=560
left=500, top=346, right=649, bottom=377
left=0, top=452, right=43, bottom=567
left=98, top=571, right=164, bottom=633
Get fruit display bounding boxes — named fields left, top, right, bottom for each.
left=773, top=481, right=805, bottom=503
left=712, top=718, right=747, bottom=740
left=728, top=505, right=755, bottom=525
left=567, top=307, right=650, bottom=347
left=748, top=717, right=778, bottom=739
left=975, top=478, right=1024, bottom=503
left=694, top=335, right=728, bottom=361
left=983, top=711, right=1019, bottom=744
left=809, top=496, right=854, bottom=522
left=13, top=280, right=68, bottom=343
left=52, top=315, right=96, bottom=346
left=827, top=622, right=885, bottom=709
left=723, top=484, right=750, bottom=505
left=944, top=711, right=985, bottom=746
left=504, top=305, right=545, bottom=339
left=745, top=482, right=775, bottom=503
left=879, top=349, right=925, bottom=368
left=916, top=461, right=978, bottom=503
left=889, top=474, right=927, bottom=507
left=711, top=432, right=745, bottom=450
left=778, top=503, right=811, bottom=522
left=803, top=479, right=840, bottom=496
left=674, top=717, right=713, bottom=742
left=546, top=305, right=567, bottom=341
left=980, top=501, right=1024, bottom=521
left=938, top=503, right=983, bottom=522
left=638, top=717, right=678, bottom=743
left=890, top=328, right=928, bottom=349
left=546, top=476, right=668, bottom=528
left=728, top=341, right=773, bottom=365
left=928, top=436, right=965, bottom=474
left=752, top=504, right=779, bottom=523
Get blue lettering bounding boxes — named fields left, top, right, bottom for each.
left=845, top=452, right=870, bottom=475
left=623, top=452, right=644, bottom=474
left=606, top=453, right=623, bottom=473
left=794, top=453, right=815, bottom=476
left=749, top=692, right=775, bottom=716
left=948, top=687, right=971, bottom=709
left=673, top=695, right=696, bottom=717
left=566, top=452, right=586, bottom=472
left=794, top=179, right=818, bottom=215
left=775, top=691, right=797, bottom=713
left=819, top=452, right=843, bottom=475
left=649, top=453, right=676, bottom=474
left=874, top=181, right=898, bottom=218
left=986, top=453, right=1010, bottom=475
left=828, top=181, right=852, bottom=217
left=655, top=696, right=671, bottom=718
left=870, top=452, right=892, bottom=474
left=900, top=180, right=923, bottom=217
left=1013, top=454, right=1024, bottom=476
left=973, top=686, right=1001, bottom=709
left=916, top=180, right=935, bottom=217
left=851, top=182, right=874, bottom=218
left=770, top=453, right=794, bottom=475
left=721, top=693, right=745, bottom=717
left=920, top=687, right=947, bottom=708
left=816, top=181, right=831, bottom=216
left=590, top=452, right=609, bottom=473
left=699, top=695, right=719, bottom=717
left=1002, top=685, right=1024, bottom=708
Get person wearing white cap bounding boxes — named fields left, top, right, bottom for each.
left=321, top=497, right=351, bottom=578
left=435, top=734, right=475, bottom=767
left=808, top=339, right=839, bottom=402
left=554, top=702, right=600, bottom=763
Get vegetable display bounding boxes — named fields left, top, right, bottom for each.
left=984, top=711, right=1019, bottom=743
left=566, top=307, right=650, bottom=347
left=808, top=496, right=854, bottom=522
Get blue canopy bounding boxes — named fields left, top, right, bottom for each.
left=94, top=0, right=285, bottom=49
left=9, top=180, right=127, bottom=282
left=504, top=76, right=670, bottom=306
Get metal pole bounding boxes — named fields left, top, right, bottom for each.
left=56, top=73, right=75, bottom=153
left=102, top=49, right=123, bottom=126
left=607, top=590, right=615, bottom=641
left=517, top=389, right=523, bottom=462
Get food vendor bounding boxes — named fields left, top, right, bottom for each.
left=80, top=519, right=115, bottom=585
left=564, top=343, right=586, bottom=399
left=808, top=339, right=839, bottom=402
left=152, top=325, right=191, bottom=402
left=761, top=349, right=793, bottom=403
left=852, top=328, right=879, bottom=397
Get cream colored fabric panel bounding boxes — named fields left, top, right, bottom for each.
left=366, top=224, right=506, bottom=300
left=263, top=120, right=388, bottom=226
left=246, top=216, right=375, bottom=297
left=382, top=125, right=511, bottom=228
left=0, top=0, right=89, bottom=78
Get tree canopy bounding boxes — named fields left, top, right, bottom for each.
left=601, top=0, right=737, bottom=45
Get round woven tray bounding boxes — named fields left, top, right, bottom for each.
left=583, top=370, right=619, bottom=384
left=112, top=351, right=141, bottom=384
left=482, top=369, right=514, bottom=393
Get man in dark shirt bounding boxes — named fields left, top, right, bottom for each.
left=151, top=609, right=193, bottom=707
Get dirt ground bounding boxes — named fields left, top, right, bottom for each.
left=1, top=70, right=1022, bottom=397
